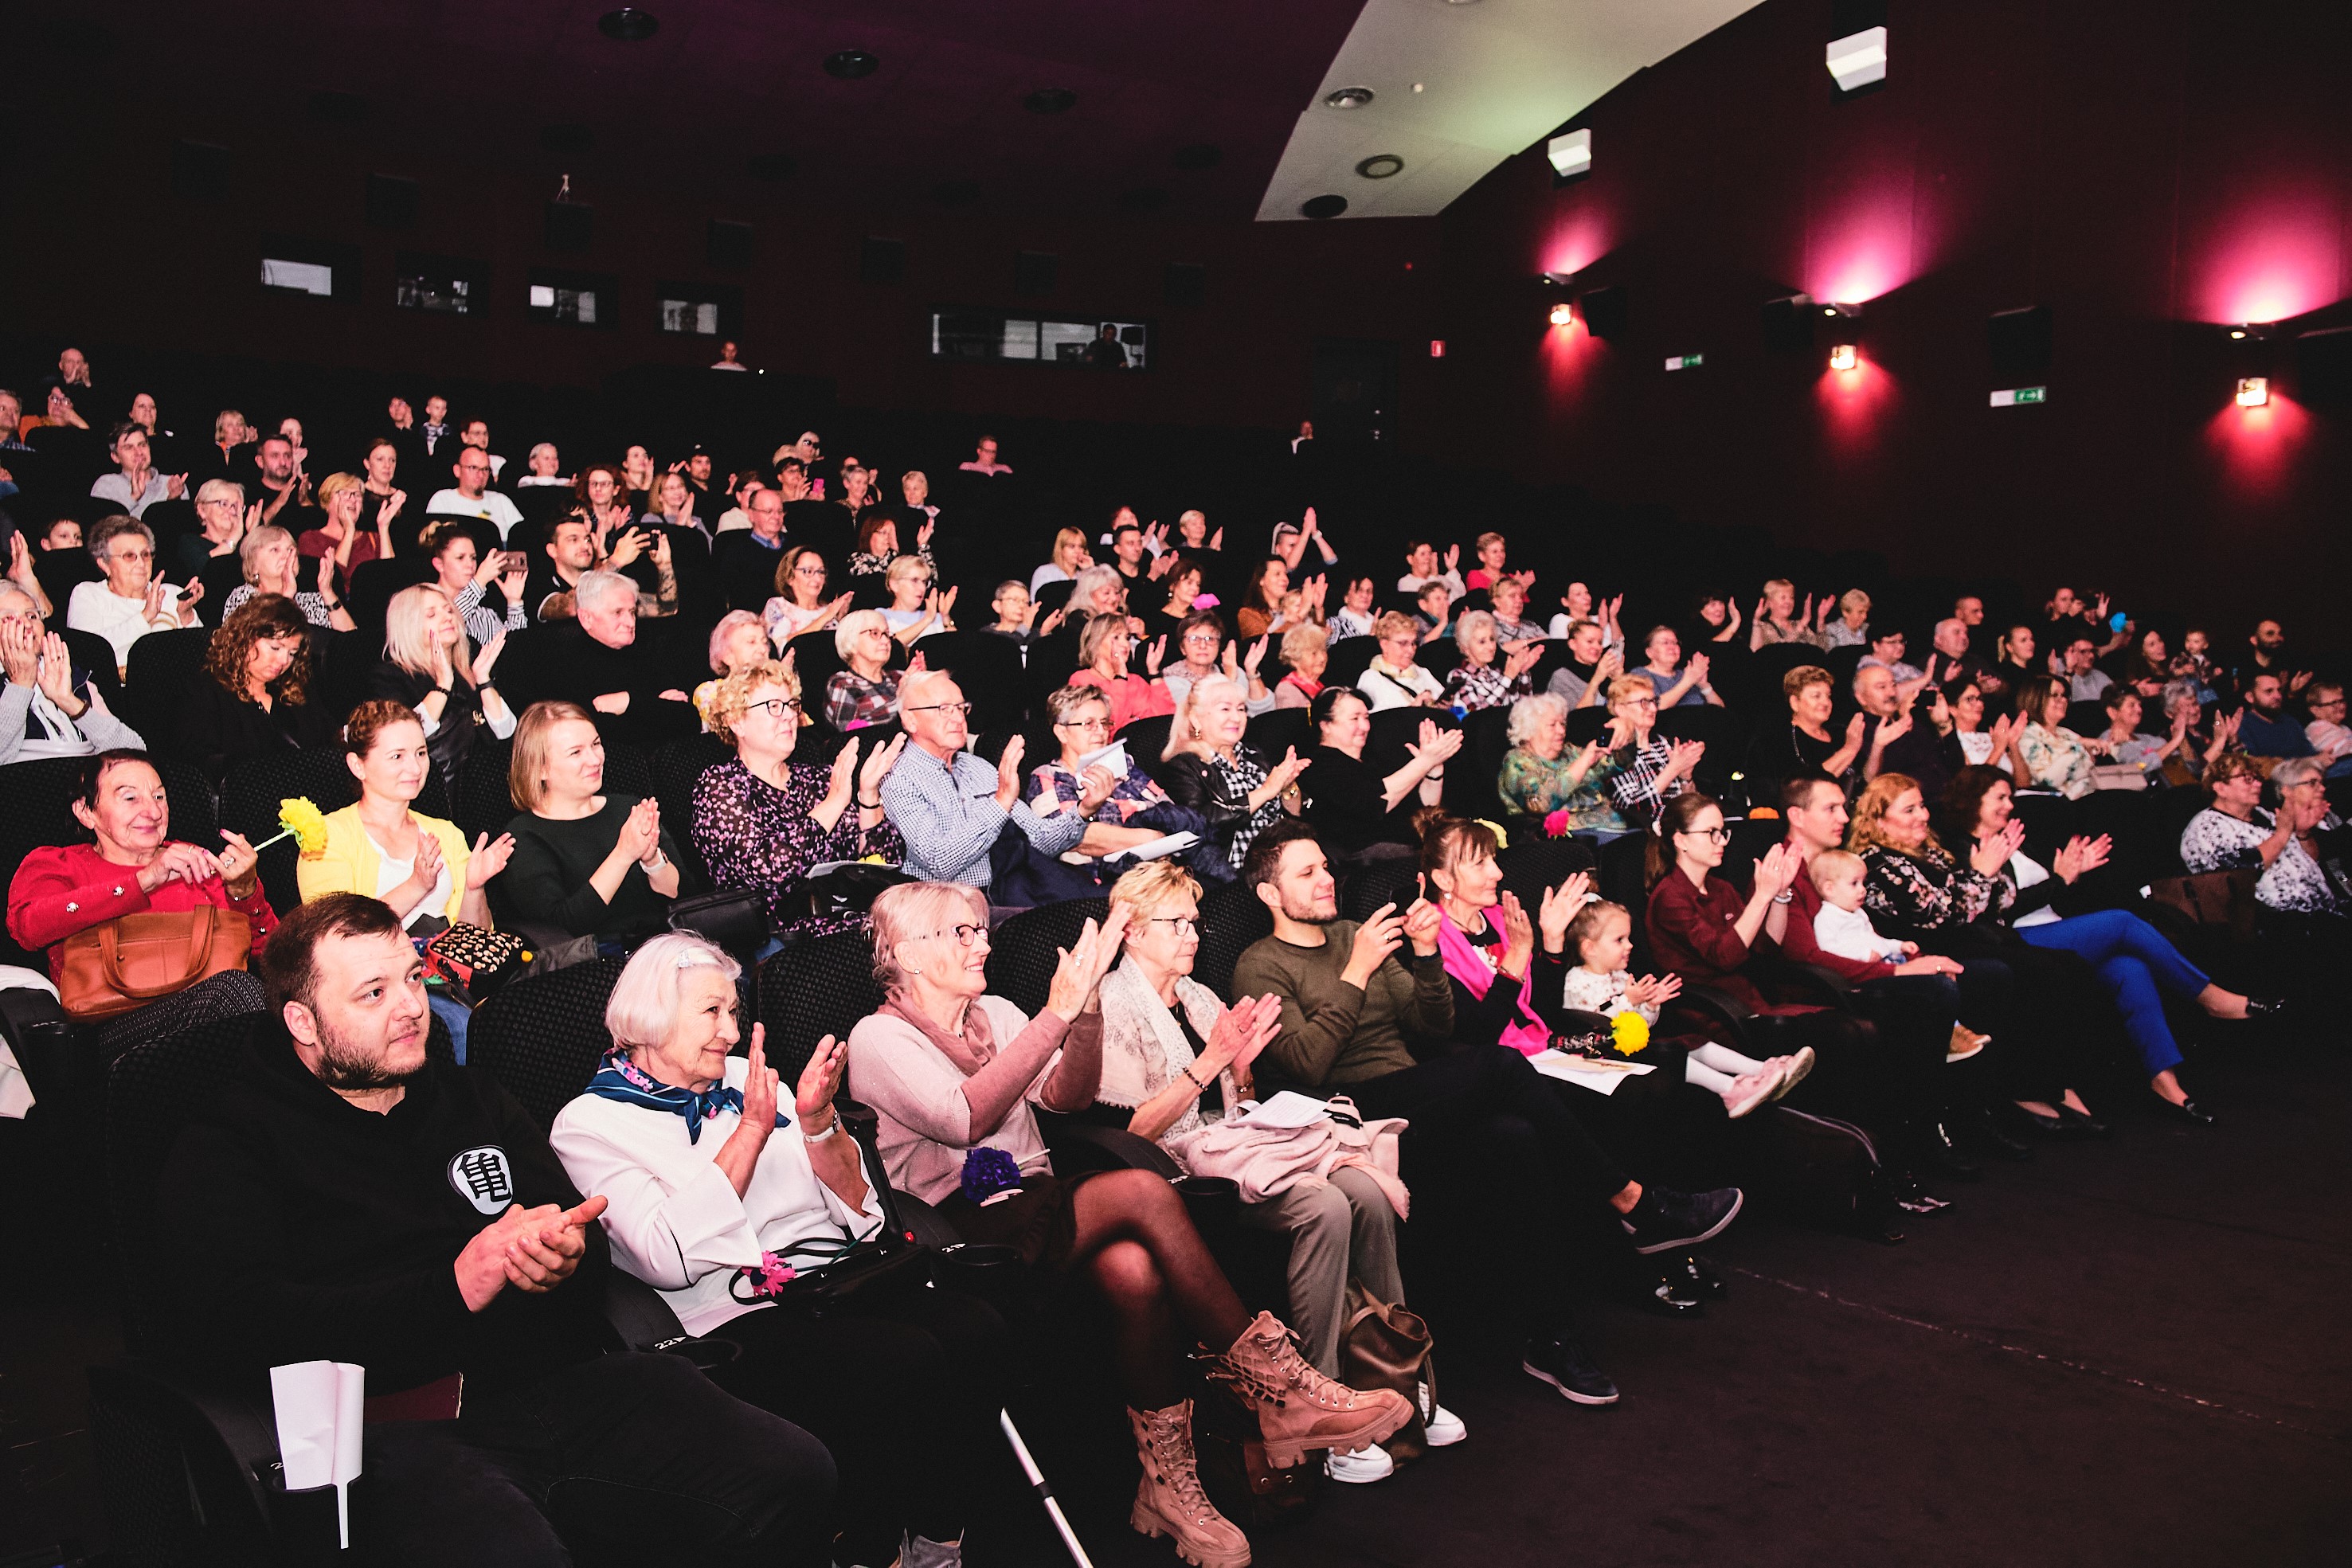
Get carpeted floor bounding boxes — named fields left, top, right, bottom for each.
left=5, top=1025, right=2346, bottom=1566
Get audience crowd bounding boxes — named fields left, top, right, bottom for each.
left=3, top=345, right=2338, bottom=1568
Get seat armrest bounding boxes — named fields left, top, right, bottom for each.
left=893, top=1191, right=965, bottom=1251
left=1554, top=1007, right=1615, bottom=1036
left=1035, top=1112, right=1184, bottom=1179
left=88, top=1359, right=280, bottom=1553
left=1779, top=961, right=1857, bottom=1005
left=0, top=985, right=80, bottom=1118
left=1661, top=983, right=1757, bottom=1049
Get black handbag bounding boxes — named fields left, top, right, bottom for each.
left=731, top=1228, right=933, bottom=1318
left=773, top=862, right=914, bottom=929
left=667, top=888, right=772, bottom=955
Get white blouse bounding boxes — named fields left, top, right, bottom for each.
left=550, top=1056, right=886, bottom=1337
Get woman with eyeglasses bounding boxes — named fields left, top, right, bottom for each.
left=1600, top=674, right=1704, bottom=828
left=849, top=884, right=1409, bottom=1568
left=694, top=662, right=906, bottom=940
left=879, top=553, right=954, bottom=645
left=824, top=610, right=908, bottom=731
left=1158, top=675, right=1308, bottom=880
left=763, top=546, right=855, bottom=649
left=1160, top=612, right=1272, bottom=715
left=1356, top=612, right=1442, bottom=711
left=1025, top=684, right=1222, bottom=878
left=1070, top=611, right=1174, bottom=734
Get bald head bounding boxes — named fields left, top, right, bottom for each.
left=898, top=670, right=970, bottom=758
left=1933, top=618, right=1969, bottom=659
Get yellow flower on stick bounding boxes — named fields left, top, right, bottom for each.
left=1611, top=1011, right=1650, bottom=1057
left=250, top=797, right=331, bottom=856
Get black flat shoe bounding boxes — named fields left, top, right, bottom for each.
left=2158, top=1096, right=2218, bottom=1126
left=2244, top=996, right=2287, bottom=1019
left=1960, top=1107, right=2034, bottom=1160
left=2055, top=1103, right=2111, bottom=1139
left=2009, top=1104, right=2064, bottom=1136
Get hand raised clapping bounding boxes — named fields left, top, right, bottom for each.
left=1045, top=906, right=1132, bottom=1020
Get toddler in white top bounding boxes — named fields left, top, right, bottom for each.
left=1809, top=850, right=1917, bottom=964
left=1559, top=901, right=1809, bottom=1120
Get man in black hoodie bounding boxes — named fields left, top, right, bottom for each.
left=158, top=894, right=834, bottom=1565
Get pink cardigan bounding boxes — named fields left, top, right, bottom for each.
left=1070, top=668, right=1176, bottom=733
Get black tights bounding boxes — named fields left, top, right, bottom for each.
left=1068, top=1167, right=1250, bottom=1409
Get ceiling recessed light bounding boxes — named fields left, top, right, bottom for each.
left=746, top=152, right=796, bottom=182
left=1173, top=143, right=1223, bottom=171
left=1024, top=88, right=1078, bottom=115
left=1356, top=154, right=1405, bottom=180
left=597, top=8, right=659, bottom=42
left=824, top=49, right=881, bottom=80
left=1324, top=86, right=1376, bottom=110
left=1301, top=194, right=1348, bottom=219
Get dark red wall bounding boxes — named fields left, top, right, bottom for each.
left=5, top=119, right=1442, bottom=435
left=1434, top=0, right=2352, bottom=645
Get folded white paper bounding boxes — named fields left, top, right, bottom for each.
left=1527, top=1050, right=1657, bottom=1096
left=271, top=1359, right=365, bottom=1548
left=1111, top=831, right=1199, bottom=864
left=1235, top=1091, right=1336, bottom=1129
left=1075, top=739, right=1132, bottom=778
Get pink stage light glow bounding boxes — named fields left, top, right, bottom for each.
left=2203, top=388, right=2311, bottom=498
left=2189, top=190, right=2342, bottom=324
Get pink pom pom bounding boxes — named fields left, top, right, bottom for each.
left=1544, top=808, right=1571, bottom=837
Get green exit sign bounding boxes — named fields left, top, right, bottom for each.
left=1989, top=385, right=2048, bottom=407
left=1665, top=352, right=1705, bottom=371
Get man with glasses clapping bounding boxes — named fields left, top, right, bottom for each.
left=879, top=667, right=1087, bottom=903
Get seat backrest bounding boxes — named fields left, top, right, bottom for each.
left=1340, top=855, right=1423, bottom=922
left=649, top=733, right=731, bottom=882
left=468, top=959, right=628, bottom=1129
left=913, top=629, right=1028, bottom=734
left=1565, top=705, right=1610, bottom=746
left=1324, top=635, right=1378, bottom=687
left=758, top=929, right=884, bottom=1081
left=1596, top=831, right=1653, bottom=951
left=1822, top=644, right=1866, bottom=686
left=1367, top=705, right=1458, bottom=776
left=789, top=629, right=849, bottom=698
left=60, top=627, right=124, bottom=710
left=120, top=626, right=214, bottom=737
left=984, top=897, right=1110, bottom=1017
left=1193, top=878, right=1273, bottom=998
left=455, top=733, right=519, bottom=842
left=1495, top=835, right=1598, bottom=909
left=1118, top=713, right=1175, bottom=766
left=1245, top=706, right=1309, bottom=761
left=1444, top=705, right=1517, bottom=823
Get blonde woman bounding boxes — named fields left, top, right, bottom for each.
left=1822, top=588, right=1872, bottom=649
left=1749, top=577, right=1829, bottom=651
left=1030, top=526, right=1091, bottom=592
left=222, top=523, right=354, bottom=629
left=1159, top=675, right=1307, bottom=874
left=370, top=582, right=515, bottom=787
left=488, top=700, right=686, bottom=950
left=879, top=553, right=955, bottom=645
left=1276, top=622, right=1328, bottom=709
left=1070, top=612, right=1173, bottom=733
left=304, top=471, right=394, bottom=580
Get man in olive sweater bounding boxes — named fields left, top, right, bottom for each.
left=1231, top=823, right=1744, bottom=1408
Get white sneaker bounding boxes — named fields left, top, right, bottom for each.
left=1423, top=1403, right=1466, bottom=1447
left=1772, top=1047, right=1817, bottom=1100
left=1324, top=1443, right=1395, bottom=1484
left=1723, top=1069, right=1780, bottom=1120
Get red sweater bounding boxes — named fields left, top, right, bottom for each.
left=1643, top=868, right=1813, bottom=1018
left=1070, top=668, right=1176, bottom=733
left=1779, top=850, right=1898, bottom=983
left=9, top=843, right=277, bottom=983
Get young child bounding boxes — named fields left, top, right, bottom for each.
left=1811, top=850, right=1989, bottom=1062
left=1560, top=901, right=1806, bottom=1119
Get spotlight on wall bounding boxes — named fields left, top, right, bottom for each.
left=1830, top=343, right=1857, bottom=372
left=1547, top=128, right=1592, bottom=183
left=1549, top=302, right=1575, bottom=328
left=2237, top=377, right=2269, bottom=408
left=1826, top=26, right=1887, bottom=92
left=1430, top=339, right=1447, bottom=358
left=2229, top=329, right=2248, bottom=341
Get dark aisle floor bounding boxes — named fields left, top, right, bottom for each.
left=6, top=1025, right=2349, bottom=1566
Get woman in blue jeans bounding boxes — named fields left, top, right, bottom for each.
left=1940, top=767, right=2276, bottom=1127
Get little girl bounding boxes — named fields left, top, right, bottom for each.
left=1560, top=900, right=1808, bottom=1119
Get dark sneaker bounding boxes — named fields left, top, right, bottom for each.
left=1622, top=1185, right=1743, bottom=1254
left=1520, top=1335, right=1620, bottom=1406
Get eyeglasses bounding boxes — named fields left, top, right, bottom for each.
left=1676, top=825, right=1732, bottom=844
left=1619, top=697, right=1658, bottom=710
left=919, top=923, right=989, bottom=948
left=1055, top=716, right=1113, bottom=733
left=742, top=698, right=801, bottom=721
left=792, top=565, right=826, bottom=578
left=1142, top=915, right=1199, bottom=935
left=906, top=700, right=972, bottom=717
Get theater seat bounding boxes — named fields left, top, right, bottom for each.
left=454, top=734, right=518, bottom=843
left=1192, top=878, right=1272, bottom=998
left=468, top=959, right=628, bottom=1128
left=984, top=897, right=1111, bottom=1017
left=757, top=928, right=883, bottom=1081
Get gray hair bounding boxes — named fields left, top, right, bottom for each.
left=573, top=569, right=636, bottom=613
left=2160, top=679, right=2202, bottom=719
left=1454, top=609, right=1497, bottom=651
left=706, top=609, right=764, bottom=674
left=1508, top=692, right=1569, bottom=748
left=1168, top=674, right=1248, bottom=761
left=605, top=933, right=742, bottom=1057
left=88, top=514, right=154, bottom=565
left=868, top=882, right=988, bottom=994
left=0, top=581, right=39, bottom=616
left=1069, top=564, right=1122, bottom=612
left=195, top=478, right=245, bottom=510
left=527, top=441, right=558, bottom=465
left=2269, top=755, right=2327, bottom=792
left=835, top=608, right=888, bottom=661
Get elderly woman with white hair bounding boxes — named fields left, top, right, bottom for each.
left=695, top=662, right=906, bottom=939
left=368, top=582, right=515, bottom=788
left=68, top=515, right=203, bottom=674
left=1159, top=674, right=1310, bottom=876
left=848, top=884, right=1409, bottom=1567
left=553, top=933, right=1002, bottom=1568
left=0, top=581, right=143, bottom=764
left=1092, top=862, right=1462, bottom=1484
left=824, top=608, right=906, bottom=730
left=1442, top=608, right=1541, bottom=713
left=691, top=609, right=773, bottom=730
left=1497, top=692, right=1625, bottom=837
left=1065, top=561, right=1132, bottom=629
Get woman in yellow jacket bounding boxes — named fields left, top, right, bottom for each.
left=297, top=699, right=516, bottom=1059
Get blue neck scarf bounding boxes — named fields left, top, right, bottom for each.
left=583, top=1050, right=789, bottom=1144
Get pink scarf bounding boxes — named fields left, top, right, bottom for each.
left=1434, top=912, right=1551, bottom=1056
left=881, top=995, right=996, bottom=1077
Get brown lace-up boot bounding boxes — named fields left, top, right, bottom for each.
left=1128, top=1400, right=1251, bottom=1568
left=1207, top=1309, right=1413, bottom=1469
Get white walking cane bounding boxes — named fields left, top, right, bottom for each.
left=999, top=1408, right=1094, bottom=1567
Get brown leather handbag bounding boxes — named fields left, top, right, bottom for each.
left=2147, top=866, right=2260, bottom=942
left=1339, top=1283, right=1437, bottom=1464
left=57, top=907, right=253, bottom=1020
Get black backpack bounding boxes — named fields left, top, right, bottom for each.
left=1752, top=1106, right=1906, bottom=1244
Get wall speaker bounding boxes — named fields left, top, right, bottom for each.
left=707, top=219, right=754, bottom=270
left=1164, top=262, right=1207, bottom=308
left=1988, top=305, right=2052, bottom=383
left=860, top=237, right=906, bottom=284
left=171, top=139, right=232, bottom=201
left=1015, top=251, right=1058, bottom=295
left=1579, top=286, right=1626, bottom=341
left=365, top=174, right=419, bottom=230
left=544, top=201, right=593, bottom=253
